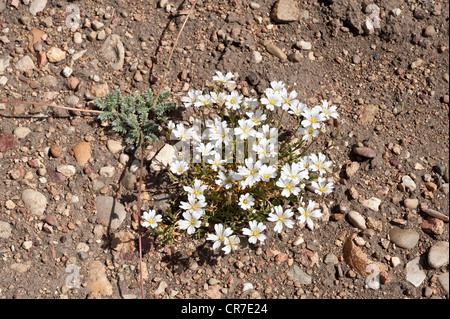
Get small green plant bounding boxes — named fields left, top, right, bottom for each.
left=96, top=89, right=175, bottom=146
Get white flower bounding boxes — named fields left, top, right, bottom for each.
left=301, top=107, right=326, bottom=130
left=215, top=170, right=237, bottom=189
left=210, top=91, right=227, bottom=104
left=297, top=200, right=323, bottom=230
left=222, top=235, right=240, bottom=254
left=238, top=158, right=262, bottom=188
left=235, top=119, right=257, bottom=140
left=242, top=220, right=267, bottom=244
left=178, top=211, right=203, bottom=235
left=253, top=138, right=277, bottom=160
left=280, top=89, right=299, bottom=111
left=225, top=91, right=242, bottom=110
left=238, top=193, right=255, bottom=210
left=208, top=119, right=231, bottom=147
left=213, top=71, right=236, bottom=85
left=276, top=178, right=301, bottom=197
left=288, top=100, right=307, bottom=117
left=267, top=206, right=295, bottom=233
left=195, top=142, right=216, bottom=158
left=181, top=90, right=202, bottom=108
left=243, top=97, right=259, bottom=109
left=255, top=124, right=278, bottom=141
left=261, top=91, right=283, bottom=111
left=318, top=100, right=339, bottom=119
left=298, top=156, right=312, bottom=171
left=259, top=164, right=277, bottom=181
left=207, top=223, right=233, bottom=250
left=269, top=80, right=285, bottom=93
left=183, top=179, right=208, bottom=198
left=310, top=177, right=334, bottom=196
left=170, top=160, right=189, bottom=175
left=167, top=120, right=176, bottom=131
left=141, top=210, right=163, bottom=229
left=309, top=152, right=332, bottom=175
left=194, top=94, right=213, bottom=107
left=208, top=153, right=226, bottom=171
left=280, top=163, right=308, bottom=184
left=246, top=110, right=267, bottom=126
left=179, top=194, right=207, bottom=215
left=172, top=123, right=194, bottom=142
left=298, top=126, right=320, bottom=142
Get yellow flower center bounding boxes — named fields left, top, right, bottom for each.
left=319, top=187, right=325, bottom=193
left=316, top=164, right=322, bottom=169
left=178, top=167, right=183, bottom=173
left=252, top=231, right=259, bottom=237
left=190, top=219, right=196, bottom=225
left=263, top=174, right=269, bottom=179
left=243, top=199, right=248, bottom=205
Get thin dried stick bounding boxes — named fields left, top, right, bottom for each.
left=153, top=0, right=199, bottom=105
left=0, top=100, right=103, bottom=114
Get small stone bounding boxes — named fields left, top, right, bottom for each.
left=73, top=142, right=91, bottom=166
left=95, top=196, right=127, bottom=230
left=50, top=144, right=62, bottom=158
left=252, top=51, right=263, bottom=64
left=391, top=8, right=402, bottom=16
left=14, top=127, right=31, bottom=139
left=428, top=241, right=449, bottom=269
left=44, top=215, right=58, bottom=227
left=389, top=227, right=420, bottom=249
left=106, top=140, right=123, bottom=154
left=100, top=166, right=115, bottom=178
left=5, top=200, right=16, bottom=210
left=150, top=144, right=176, bottom=172
left=15, top=55, right=35, bottom=72
left=91, top=83, right=109, bottom=98
left=263, top=41, right=287, bottom=61
left=271, top=0, right=299, bottom=23
left=345, top=161, right=360, bottom=178
left=57, top=165, right=77, bottom=177
left=29, top=0, right=47, bottom=16
left=438, top=273, right=449, bottom=294
left=298, top=249, right=319, bottom=268
left=391, top=257, right=401, bottom=268
left=324, top=253, right=338, bottom=265
left=0, top=221, right=12, bottom=239
left=347, top=211, right=366, bottom=230
left=122, top=172, right=137, bottom=191
left=421, top=208, right=449, bottom=222
left=73, top=32, right=83, bottom=44
left=404, top=198, right=419, bottom=210
left=287, top=264, right=312, bottom=285
left=62, top=66, right=73, bottom=78
left=86, top=261, right=113, bottom=296
left=406, top=257, right=426, bottom=288
left=362, top=197, right=381, bottom=212
left=22, top=189, right=47, bottom=216
left=411, top=59, right=424, bottom=69
left=100, top=35, right=125, bottom=71
left=66, top=95, right=79, bottom=107
left=422, top=217, right=444, bottom=235
left=287, top=52, right=302, bottom=63
left=432, top=164, right=446, bottom=176
left=0, top=133, right=18, bottom=152
left=155, top=281, right=168, bottom=295
left=76, top=242, right=90, bottom=253
left=46, top=47, right=66, bottom=63
left=297, top=40, right=312, bottom=50
left=353, top=147, right=376, bottom=158
left=250, top=2, right=260, bottom=10
left=91, top=20, right=104, bottom=31
left=401, top=175, right=417, bottom=192
left=423, top=26, right=436, bottom=38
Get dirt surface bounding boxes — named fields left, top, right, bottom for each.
left=0, top=0, right=449, bottom=300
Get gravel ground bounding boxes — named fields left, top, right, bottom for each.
left=0, top=0, right=449, bottom=300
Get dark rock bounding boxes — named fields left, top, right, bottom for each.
left=0, top=134, right=18, bottom=152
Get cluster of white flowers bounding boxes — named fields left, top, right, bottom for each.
left=142, top=71, right=339, bottom=253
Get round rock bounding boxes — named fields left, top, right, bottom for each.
left=428, top=241, right=449, bottom=269
left=0, top=221, right=12, bottom=239
left=353, top=147, right=376, bottom=158
left=22, top=189, right=47, bottom=216
left=389, top=227, right=420, bottom=249
left=95, top=196, right=127, bottom=230
left=347, top=211, right=367, bottom=230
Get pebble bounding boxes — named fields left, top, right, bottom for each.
left=347, top=211, right=366, bottom=230
left=121, top=172, right=137, bottom=191
left=249, top=2, right=260, bottom=10
left=391, top=257, right=401, bottom=268
left=44, top=215, right=58, bottom=227
left=91, top=83, right=109, bottom=98
left=432, top=164, right=446, bottom=176
left=403, top=198, right=419, bottom=210
left=361, top=197, right=381, bottom=212
left=91, top=20, right=105, bottom=31
left=46, top=47, right=66, bottom=63
left=252, top=51, right=263, bottom=64
left=270, top=0, right=299, bottom=23
left=85, top=261, right=113, bottom=296
left=287, top=52, right=302, bottom=63
left=95, top=196, right=127, bottom=230
left=62, top=66, right=73, bottom=78
left=422, top=217, right=444, bottom=235
left=297, top=40, right=312, bottom=50
left=287, top=264, right=312, bottom=285
left=72, top=142, right=91, bottom=166
left=353, top=147, right=376, bottom=158
left=262, top=41, right=287, bottom=62
left=66, top=95, right=79, bottom=107
left=15, top=55, right=36, bottom=72
left=423, top=26, right=436, bottom=38
left=100, top=35, right=125, bottom=71
left=324, top=253, right=338, bottom=265
left=73, top=32, right=83, bottom=44
left=410, top=59, right=424, bottom=69
left=438, top=273, right=449, bottom=294
left=155, top=281, right=168, bottom=295
left=0, top=221, right=12, bottom=239
left=428, top=241, right=449, bottom=269
left=401, top=175, right=417, bottom=192
left=388, top=227, right=419, bottom=249
left=150, top=144, right=176, bottom=172
left=57, top=165, right=77, bottom=178
left=50, top=144, right=62, bottom=158
left=100, top=166, right=115, bottom=178
left=21, top=189, right=47, bottom=216
left=106, top=140, right=123, bottom=154
left=14, top=127, right=31, bottom=139
left=0, top=133, right=18, bottom=152
left=406, top=257, right=426, bottom=288
left=29, top=0, right=47, bottom=16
